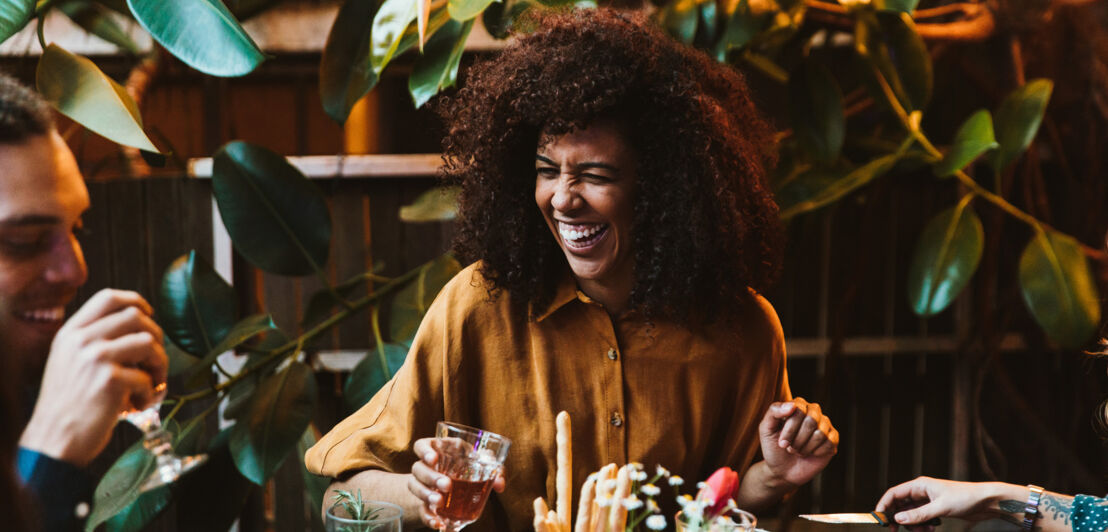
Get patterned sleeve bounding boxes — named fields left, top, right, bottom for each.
left=1073, top=494, right=1108, bottom=532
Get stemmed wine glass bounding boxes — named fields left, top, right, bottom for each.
left=119, top=382, right=208, bottom=492
left=431, top=422, right=511, bottom=532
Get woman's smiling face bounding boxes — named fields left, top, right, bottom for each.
left=534, top=119, right=637, bottom=305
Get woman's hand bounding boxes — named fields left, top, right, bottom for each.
left=758, top=397, right=839, bottom=488
left=408, top=437, right=506, bottom=529
left=875, top=477, right=1009, bottom=530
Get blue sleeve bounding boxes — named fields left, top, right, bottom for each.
left=1073, top=494, right=1108, bottom=532
left=17, top=447, right=94, bottom=532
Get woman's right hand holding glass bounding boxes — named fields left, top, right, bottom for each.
left=409, top=437, right=507, bottom=530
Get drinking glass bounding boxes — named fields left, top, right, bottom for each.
left=675, top=508, right=757, bottom=532
left=325, top=500, right=403, bottom=532
left=431, top=422, right=511, bottom=532
left=119, top=382, right=208, bottom=492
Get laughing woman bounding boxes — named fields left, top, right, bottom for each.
left=306, top=8, right=839, bottom=531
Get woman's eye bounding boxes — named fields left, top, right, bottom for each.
left=536, top=167, right=558, bottom=177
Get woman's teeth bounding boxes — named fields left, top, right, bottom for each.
left=18, top=307, right=65, bottom=323
left=559, top=223, right=607, bottom=242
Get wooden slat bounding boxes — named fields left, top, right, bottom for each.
left=188, top=153, right=443, bottom=179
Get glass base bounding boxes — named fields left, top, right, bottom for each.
left=139, top=452, right=208, bottom=492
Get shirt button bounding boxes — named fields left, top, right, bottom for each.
left=607, top=348, right=618, bottom=360
left=610, top=412, right=623, bottom=427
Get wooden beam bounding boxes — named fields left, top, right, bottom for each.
left=188, top=153, right=443, bottom=179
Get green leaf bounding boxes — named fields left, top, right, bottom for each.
left=907, top=199, right=983, bottom=316
left=1018, top=230, right=1101, bottom=348
left=193, top=313, right=277, bottom=371
left=299, top=427, right=332, bottom=522
left=661, top=0, right=699, bottom=45
left=990, top=79, right=1053, bottom=172
left=0, top=0, right=32, bottom=45
left=449, top=0, right=496, bottom=21
left=935, top=109, right=998, bottom=177
left=371, top=0, right=419, bottom=74
left=166, top=338, right=199, bottom=377
left=695, top=0, right=719, bottom=46
left=158, top=250, right=237, bottom=357
left=126, top=0, right=264, bottom=77
left=400, top=186, right=460, bottom=222
left=344, top=343, right=407, bottom=412
left=87, top=441, right=156, bottom=531
left=301, top=269, right=386, bottom=328
left=856, top=11, right=931, bottom=112
left=36, top=44, right=160, bottom=153
left=175, top=428, right=255, bottom=530
left=789, top=60, right=845, bottom=164
left=712, top=0, right=765, bottom=62
left=409, top=19, right=472, bottom=108
left=876, top=0, right=918, bottom=12
left=230, top=361, right=319, bottom=485
left=104, top=485, right=170, bottom=532
left=388, top=254, right=462, bottom=342
left=320, top=0, right=380, bottom=124
left=212, top=141, right=332, bottom=276
left=778, top=154, right=901, bottom=219
left=58, top=1, right=141, bottom=54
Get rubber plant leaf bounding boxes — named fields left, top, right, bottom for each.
left=0, top=0, right=32, bottom=45
left=778, top=153, right=901, bottom=220
left=320, top=0, right=379, bottom=123
left=389, top=254, right=462, bottom=342
left=58, top=0, right=141, bottom=54
left=399, top=186, right=460, bottom=221
left=855, top=11, right=931, bottom=112
left=906, top=198, right=984, bottom=316
left=344, top=342, right=408, bottom=413
left=126, top=0, right=264, bottom=77
left=193, top=313, right=277, bottom=374
left=934, top=109, right=998, bottom=177
left=298, top=427, right=331, bottom=520
left=230, top=361, right=319, bottom=485
left=448, top=0, right=496, bottom=22
left=158, top=250, right=237, bottom=357
left=1018, top=230, right=1101, bottom=348
left=990, top=79, right=1052, bottom=173
left=36, top=44, right=160, bottom=152
left=370, top=0, right=419, bottom=74
left=712, top=0, right=764, bottom=61
left=788, top=60, right=845, bottom=165
left=408, top=19, right=472, bottom=108
left=86, top=441, right=157, bottom=531
left=103, top=485, right=171, bottom=532
left=211, top=141, right=332, bottom=276
left=661, top=0, right=698, bottom=45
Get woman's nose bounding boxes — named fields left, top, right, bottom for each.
left=550, top=177, right=581, bottom=213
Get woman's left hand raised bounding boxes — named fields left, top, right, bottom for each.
left=758, top=397, right=839, bottom=487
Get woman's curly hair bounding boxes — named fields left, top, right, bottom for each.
left=436, top=8, right=783, bottom=321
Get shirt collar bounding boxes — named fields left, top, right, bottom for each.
left=532, top=267, right=595, bottom=322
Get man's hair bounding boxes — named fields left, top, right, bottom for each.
left=0, top=71, right=54, bottom=143
left=436, top=8, right=783, bottom=321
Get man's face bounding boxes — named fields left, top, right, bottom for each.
left=0, top=131, right=89, bottom=376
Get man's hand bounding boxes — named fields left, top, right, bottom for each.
left=875, top=477, right=1011, bottom=530
left=758, top=397, right=839, bottom=488
left=19, top=289, right=167, bottom=467
left=409, top=437, right=506, bottom=529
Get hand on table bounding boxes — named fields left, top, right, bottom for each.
left=759, top=397, right=839, bottom=488
left=409, top=437, right=506, bottom=529
left=19, top=289, right=167, bottom=467
left=876, top=476, right=999, bottom=530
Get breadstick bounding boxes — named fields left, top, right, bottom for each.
left=535, top=496, right=551, bottom=531
left=555, top=411, right=572, bottom=532
left=574, top=473, right=597, bottom=532
left=607, top=465, right=631, bottom=532
left=589, top=464, right=617, bottom=532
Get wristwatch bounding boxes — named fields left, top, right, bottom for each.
left=1023, top=485, right=1044, bottom=530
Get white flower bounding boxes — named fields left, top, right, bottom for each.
left=622, top=495, right=644, bottom=511
left=656, top=465, right=670, bottom=477
left=669, top=475, right=685, bottom=487
left=641, top=483, right=661, bottom=497
left=646, top=515, right=667, bottom=530
left=631, top=470, right=648, bottom=482
left=629, top=462, right=644, bottom=471
left=683, top=502, right=704, bottom=521
left=596, top=496, right=613, bottom=508
left=647, top=499, right=661, bottom=513
left=677, top=495, right=694, bottom=508
left=696, top=481, right=708, bottom=490
left=603, top=479, right=619, bottom=492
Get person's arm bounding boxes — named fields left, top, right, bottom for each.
left=735, top=398, right=839, bottom=510
left=875, top=477, right=1079, bottom=532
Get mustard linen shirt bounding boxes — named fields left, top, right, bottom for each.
left=305, top=262, right=791, bottom=532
